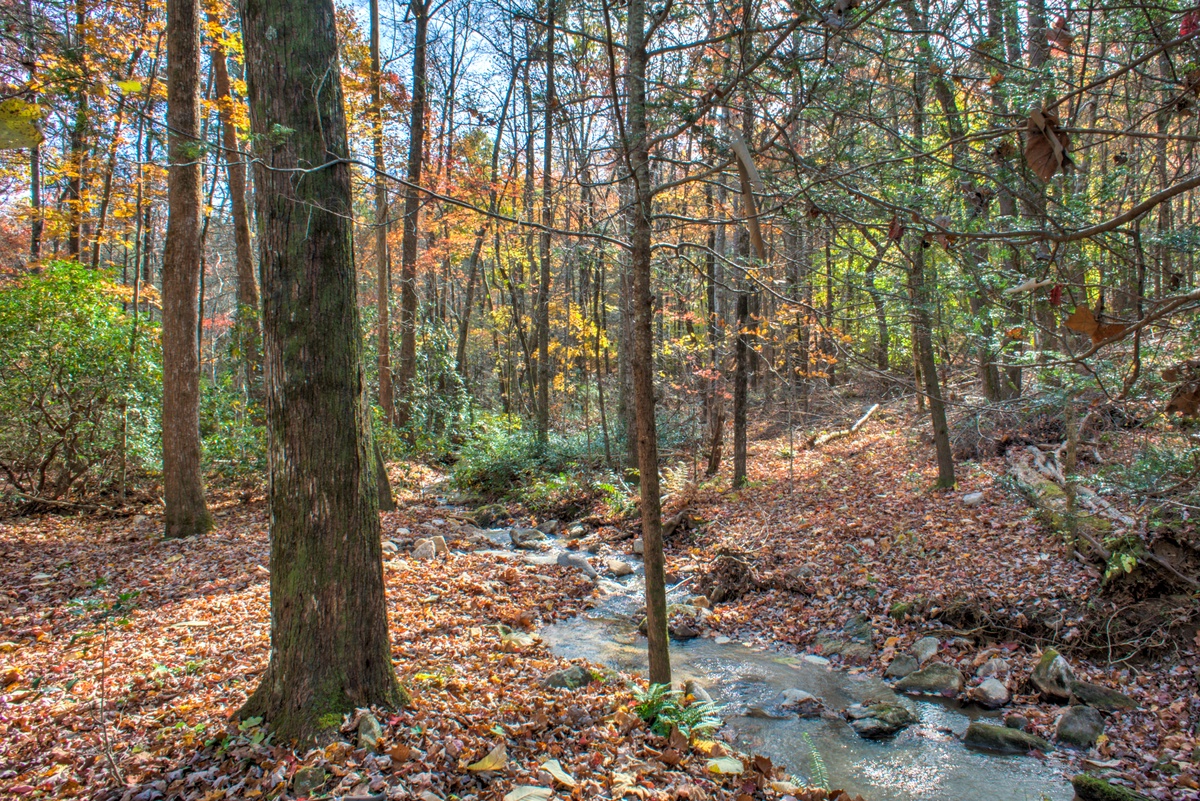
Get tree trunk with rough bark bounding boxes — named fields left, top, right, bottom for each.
left=535, top=0, right=555, bottom=444
left=370, top=0, right=394, bottom=424
left=237, top=0, right=405, bottom=741
left=162, top=0, right=211, bottom=539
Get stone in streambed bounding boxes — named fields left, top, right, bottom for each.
left=412, top=538, right=437, bottom=560
left=884, top=653, right=919, bottom=679
left=1069, top=680, right=1137, bottom=711
left=963, top=722, right=1053, bottom=755
left=967, top=677, right=1010, bottom=709
left=1056, top=704, right=1104, bottom=748
left=511, top=528, right=547, bottom=549
left=845, top=701, right=916, bottom=739
left=535, top=519, right=560, bottom=535
left=976, top=657, right=1009, bottom=678
left=632, top=538, right=645, bottom=555
left=778, top=689, right=823, bottom=718
left=911, top=636, right=939, bottom=664
left=1031, top=647, right=1074, bottom=700
left=894, top=663, right=963, bottom=697
left=604, top=558, right=634, bottom=577
left=1070, top=774, right=1154, bottom=801
left=543, top=664, right=593, bottom=690
left=556, top=551, right=598, bottom=579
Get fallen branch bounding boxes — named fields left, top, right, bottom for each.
left=809, top=404, right=879, bottom=448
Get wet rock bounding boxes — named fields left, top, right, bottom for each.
left=639, top=604, right=705, bottom=640
left=556, top=552, right=598, bottom=579
left=381, top=540, right=399, bottom=555
left=431, top=535, right=449, bottom=556
left=632, top=538, right=645, bottom=555
left=976, top=657, right=1009, bottom=678
left=885, top=653, right=919, bottom=679
left=911, top=636, right=939, bottom=664
left=357, top=712, right=383, bottom=752
left=1069, top=680, right=1137, bottom=711
left=962, top=491, right=985, bottom=506
left=604, top=558, right=634, bottom=577
left=535, top=519, right=561, bottom=535
left=510, top=528, right=547, bottom=549
left=963, top=722, right=1053, bottom=754
left=845, top=702, right=916, bottom=739
left=842, top=615, right=874, bottom=643
left=1070, top=774, right=1154, bottom=801
left=1004, top=714, right=1030, bottom=731
left=839, top=642, right=874, bottom=660
left=894, top=663, right=963, bottom=697
left=967, top=678, right=1010, bottom=709
left=689, top=595, right=711, bottom=609
left=543, top=665, right=592, bottom=690
left=566, top=523, right=586, bottom=538
left=1056, top=704, right=1104, bottom=748
left=779, top=689, right=823, bottom=718
left=1031, top=648, right=1075, bottom=701
left=412, top=539, right=437, bottom=560
left=473, top=504, right=509, bottom=527
left=685, top=679, right=714, bottom=704
left=293, top=766, right=327, bottom=797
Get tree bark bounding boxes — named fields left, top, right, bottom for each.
left=625, top=0, right=670, bottom=686
left=535, top=0, right=556, bottom=444
left=237, top=0, right=404, bottom=741
left=395, top=0, right=429, bottom=433
left=370, top=0, right=395, bottom=424
left=161, top=0, right=211, bottom=538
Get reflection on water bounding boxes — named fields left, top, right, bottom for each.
left=541, top=580, right=1072, bottom=801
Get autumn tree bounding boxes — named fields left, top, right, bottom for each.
left=237, top=0, right=404, bottom=739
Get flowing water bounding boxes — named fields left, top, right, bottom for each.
left=538, top=562, right=1074, bottom=801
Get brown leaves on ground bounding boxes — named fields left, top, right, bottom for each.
left=1025, top=110, right=1073, bottom=182
left=670, top=418, right=1198, bottom=799
left=0, top=492, right=779, bottom=801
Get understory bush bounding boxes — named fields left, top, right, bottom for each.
left=0, top=263, right=160, bottom=501
left=200, top=374, right=266, bottom=477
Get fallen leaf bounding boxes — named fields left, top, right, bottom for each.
left=706, top=756, right=744, bottom=775
left=541, top=759, right=576, bottom=788
left=503, top=787, right=552, bottom=801
left=467, top=742, right=507, bottom=771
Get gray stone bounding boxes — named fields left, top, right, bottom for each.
left=632, top=538, right=645, bottom=555
left=911, top=636, right=939, bottom=664
left=472, top=504, right=509, bottom=527
left=535, top=519, right=561, bottom=535
left=605, top=558, right=634, bottom=577
left=685, top=679, right=714, bottom=704
left=967, top=678, right=1010, bottom=709
left=963, top=722, right=1053, bottom=755
left=412, top=539, right=437, bottom=560
left=894, top=663, right=963, bottom=698
left=556, top=551, right=598, bottom=579
left=566, top=523, right=586, bottom=538
left=1056, top=704, right=1105, bottom=748
left=962, top=491, right=985, bottom=507
left=885, top=654, right=919, bottom=679
left=1069, top=680, right=1138, bottom=711
left=1071, top=774, right=1155, bottom=801
left=779, top=689, right=823, bottom=718
left=510, top=528, right=547, bottom=549
left=292, top=766, right=327, bottom=797
left=381, top=540, right=399, bottom=555
left=842, top=615, right=874, bottom=643
left=357, top=712, right=383, bottom=752
left=1004, top=714, right=1030, bottom=731
left=1031, top=648, right=1075, bottom=701
left=689, top=595, right=711, bottom=609
left=845, top=702, right=916, bottom=739
left=543, top=665, right=593, bottom=690
left=976, top=657, right=1009, bottom=678
left=431, top=535, right=449, bottom=556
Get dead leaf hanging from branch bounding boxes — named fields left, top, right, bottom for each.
left=1065, top=305, right=1126, bottom=344
left=1025, top=110, right=1073, bottom=182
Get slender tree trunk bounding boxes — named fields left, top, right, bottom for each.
left=67, top=0, right=89, bottom=261
left=396, top=0, right=428, bottom=433
left=237, top=0, right=404, bottom=741
left=369, top=0, right=394, bottom=423
left=535, top=0, right=556, bottom=444
left=625, top=0, right=670, bottom=686
left=732, top=232, right=749, bottom=488
left=161, top=0, right=211, bottom=538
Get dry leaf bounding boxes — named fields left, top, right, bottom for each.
left=1025, top=110, right=1072, bottom=181
left=467, top=742, right=508, bottom=771
left=504, top=787, right=553, bottom=801
left=706, top=756, right=744, bottom=775
left=541, top=759, right=576, bottom=788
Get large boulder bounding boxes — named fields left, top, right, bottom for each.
left=963, top=722, right=1053, bottom=755
left=473, top=504, right=509, bottom=527
left=412, top=538, right=437, bottom=560
left=779, top=689, right=823, bottom=718
left=510, top=528, right=548, bottom=550
left=966, top=678, right=1010, bottom=709
left=1069, top=680, right=1137, bottom=712
left=1031, top=648, right=1074, bottom=700
left=894, top=663, right=963, bottom=698
left=844, top=702, right=916, bottom=739
left=1055, top=704, right=1104, bottom=748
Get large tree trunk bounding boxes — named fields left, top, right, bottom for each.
left=625, top=0, right=670, bottom=686
left=395, top=0, right=429, bottom=433
left=161, top=0, right=211, bottom=538
left=237, top=0, right=404, bottom=741
left=535, top=0, right=556, bottom=444
left=210, top=11, right=261, bottom=383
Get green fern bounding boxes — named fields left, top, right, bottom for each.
left=802, top=732, right=830, bottom=790
left=632, top=683, right=724, bottom=739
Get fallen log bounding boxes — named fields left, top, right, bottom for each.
left=809, top=403, right=880, bottom=448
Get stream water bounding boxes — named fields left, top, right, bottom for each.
left=535, top=558, right=1075, bottom=801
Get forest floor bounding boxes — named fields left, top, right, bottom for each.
left=653, top=408, right=1199, bottom=800
left=0, top=413, right=1196, bottom=801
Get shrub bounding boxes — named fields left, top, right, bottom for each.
left=0, top=263, right=160, bottom=502
left=200, top=373, right=266, bottom=477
